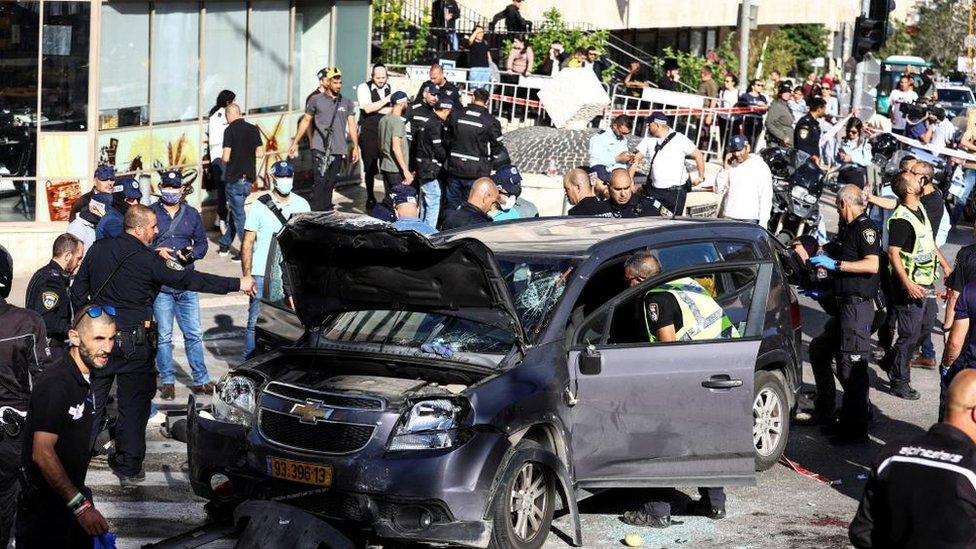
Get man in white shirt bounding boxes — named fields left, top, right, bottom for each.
left=889, top=75, right=919, bottom=136
left=931, top=106, right=956, bottom=148
left=715, top=135, right=773, bottom=226
left=631, top=111, right=705, bottom=216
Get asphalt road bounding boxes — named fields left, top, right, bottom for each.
left=11, top=187, right=969, bottom=548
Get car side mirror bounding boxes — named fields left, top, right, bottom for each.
left=579, top=345, right=602, bottom=375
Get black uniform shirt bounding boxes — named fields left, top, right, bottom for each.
left=22, top=353, right=95, bottom=493
left=850, top=423, right=976, bottom=548
left=608, top=194, right=665, bottom=218
left=414, top=114, right=447, bottom=181
left=440, top=202, right=493, bottom=231
left=567, top=196, right=613, bottom=217
left=794, top=114, right=821, bottom=157
left=444, top=103, right=506, bottom=179
left=921, top=188, right=945, bottom=234
left=0, top=299, right=53, bottom=410
left=222, top=118, right=262, bottom=182
left=825, top=213, right=881, bottom=299
left=70, top=233, right=239, bottom=330
left=948, top=243, right=976, bottom=292
left=25, top=260, right=73, bottom=342
left=644, top=292, right=683, bottom=337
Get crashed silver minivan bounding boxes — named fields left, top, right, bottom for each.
left=187, top=213, right=802, bottom=548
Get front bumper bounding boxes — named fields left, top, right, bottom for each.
left=186, top=396, right=506, bottom=547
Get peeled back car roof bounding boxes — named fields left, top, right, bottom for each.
left=276, top=212, right=526, bottom=344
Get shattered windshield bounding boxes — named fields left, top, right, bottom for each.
left=496, top=255, right=578, bottom=339
left=319, top=309, right=517, bottom=357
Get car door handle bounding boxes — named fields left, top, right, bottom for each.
left=701, top=375, right=743, bottom=389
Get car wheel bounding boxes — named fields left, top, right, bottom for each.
left=488, top=440, right=556, bottom=549
left=753, top=370, right=790, bottom=471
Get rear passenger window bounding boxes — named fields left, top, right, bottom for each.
left=717, top=241, right=757, bottom=261
left=656, top=242, right=720, bottom=271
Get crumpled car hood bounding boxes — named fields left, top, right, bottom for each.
left=277, top=212, right=525, bottom=344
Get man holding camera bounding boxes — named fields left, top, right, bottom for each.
left=904, top=101, right=936, bottom=146
left=151, top=170, right=211, bottom=400
left=889, top=75, right=919, bottom=136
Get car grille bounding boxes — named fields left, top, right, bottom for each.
left=259, top=408, right=375, bottom=454
left=264, top=382, right=384, bottom=410
left=275, top=491, right=365, bottom=521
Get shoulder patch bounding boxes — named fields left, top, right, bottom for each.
left=647, top=302, right=659, bottom=322
left=862, top=228, right=877, bottom=245
left=165, top=259, right=185, bottom=271
left=41, top=291, right=59, bottom=310
left=798, top=127, right=809, bottom=140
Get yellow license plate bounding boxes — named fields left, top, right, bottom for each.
left=266, top=457, right=333, bottom=487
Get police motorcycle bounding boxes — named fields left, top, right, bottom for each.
left=761, top=146, right=825, bottom=245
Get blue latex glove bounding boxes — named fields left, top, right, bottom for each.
left=799, top=288, right=823, bottom=300
left=809, top=255, right=839, bottom=271
left=94, top=532, right=117, bottom=549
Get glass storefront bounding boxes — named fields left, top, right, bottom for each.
left=0, top=0, right=371, bottom=224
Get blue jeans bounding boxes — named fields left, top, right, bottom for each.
left=219, top=178, right=250, bottom=250
left=154, top=290, right=209, bottom=385
left=468, top=67, right=492, bottom=91
left=244, top=275, right=265, bottom=361
left=421, top=179, right=442, bottom=227
left=445, top=177, right=475, bottom=213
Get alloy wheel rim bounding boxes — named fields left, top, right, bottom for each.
left=753, top=387, right=783, bottom=456
left=509, top=462, right=548, bottom=541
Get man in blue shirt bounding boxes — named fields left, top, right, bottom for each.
left=151, top=171, right=210, bottom=399
left=941, top=280, right=976, bottom=419
left=241, top=161, right=311, bottom=360
left=492, top=165, right=539, bottom=221
left=588, top=115, right=634, bottom=171
left=391, top=185, right=436, bottom=235
left=96, top=177, right=141, bottom=241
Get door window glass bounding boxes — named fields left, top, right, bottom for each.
left=151, top=2, right=199, bottom=123
left=605, top=265, right=758, bottom=346
left=41, top=1, right=90, bottom=131
left=204, top=0, right=247, bottom=113
left=0, top=2, right=40, bottom=178
left=247, top=0, right=289, bottom=114
left=98, top=1, right=150, bottom=128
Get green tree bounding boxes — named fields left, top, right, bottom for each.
left=780, top=24, right=830, bottom=74
left=912, top=0, right=967, bottom=70
left=524, top=8, right=609, bottom=75
left=878, top=19, right=916, bottom=58
left=372, top=0, right=431, bottom=65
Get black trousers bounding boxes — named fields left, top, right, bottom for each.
left=883, top=297, right=927, bottom=388
left=17, top=487, right=91, bottom=548
left=644, top=186, right=688, bottom=217
left=381, top=171, right=405, bottom=193
left=211, top=159, right=227, bottom=221
left=91, top=333, right=157, bottom=477
left=809, top=297, right=874, bottom=432
left=311, top=151, right=345, bottom=211
left=877, top=257, right=897, bottom=350
left=359, top=128, right=381, bottom=203
left=0, top=436, right=23, bottom=548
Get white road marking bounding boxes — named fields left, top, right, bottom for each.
left=96, top=501, right=206, bottom=520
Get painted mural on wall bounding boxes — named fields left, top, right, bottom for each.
left=250, top=113, right=293, bottom=190
left=46, top=180, right=82, bottom=222
left=96, top=124, right=202, bottom=206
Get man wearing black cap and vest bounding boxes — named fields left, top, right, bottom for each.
left=444, top=88, right=508, bottom=212
left=633, top=111, right=706, bottom=216
left=414, top=97, right=453, bottom=227
left=356, top=64, right=393, bottom=210
left=0, top=244, right=55, bottom=547
left=288, top=67, right=359, bottom=211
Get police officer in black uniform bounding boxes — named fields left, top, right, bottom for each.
left=70, top=205, right=254, bottom=485
left=444, top=88, right=508, bottom=212
left=849, top=369, right=976, bottom=548
left=794, top=96, right=826, bottom=164
left=0, top=244, right=55, bottom=547
left=25, top=233, right=84, bottom=362
left=806, top=184, right=881, bottom=444
left=607, top=168, right=666, bottom=218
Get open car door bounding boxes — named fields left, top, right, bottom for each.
left=566, top=261, right=773, bottom=488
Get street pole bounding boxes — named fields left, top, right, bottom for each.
left=738, top=0, right=751, bottom=93
left=851, top=0, right=871, bottom=118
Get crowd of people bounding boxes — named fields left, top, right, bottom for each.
left=5, top=50, right=976, bottom=547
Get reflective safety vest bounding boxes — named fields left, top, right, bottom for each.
left=645, top=277, right=739, bottom=342
left=887, top=204, right=936, bottom=287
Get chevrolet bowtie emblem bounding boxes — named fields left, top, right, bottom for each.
left=289, top=400, right=334, bottom=424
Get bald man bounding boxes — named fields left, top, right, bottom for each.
left=71, top=205, right=255, bottom=486
left=607, top=169, right=668, bottom=218
left=440, top=177, right=498, bottom=230
left=564, top=168, right=612, bottom=217
left=850, top=369, right=976, bottom=548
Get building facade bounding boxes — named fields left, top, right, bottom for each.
left=0, top=0, right=371, bottom=272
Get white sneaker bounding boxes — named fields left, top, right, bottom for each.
left=218, top=219, right=227, bottom=234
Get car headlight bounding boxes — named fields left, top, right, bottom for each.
left=212, top=375, right=257, bottom=425
left=790, top=186, right=809, bottom=200
left=388, top=399, right=462, bottom=451
left=803, top=193, right=818, bottom=204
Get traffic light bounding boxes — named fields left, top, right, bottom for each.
left=853, top=0, right=896, bottom=61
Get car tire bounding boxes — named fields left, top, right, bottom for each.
left=753, top=370, right=790, bottom=471
left=488, top=440, right=556, bottom=549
